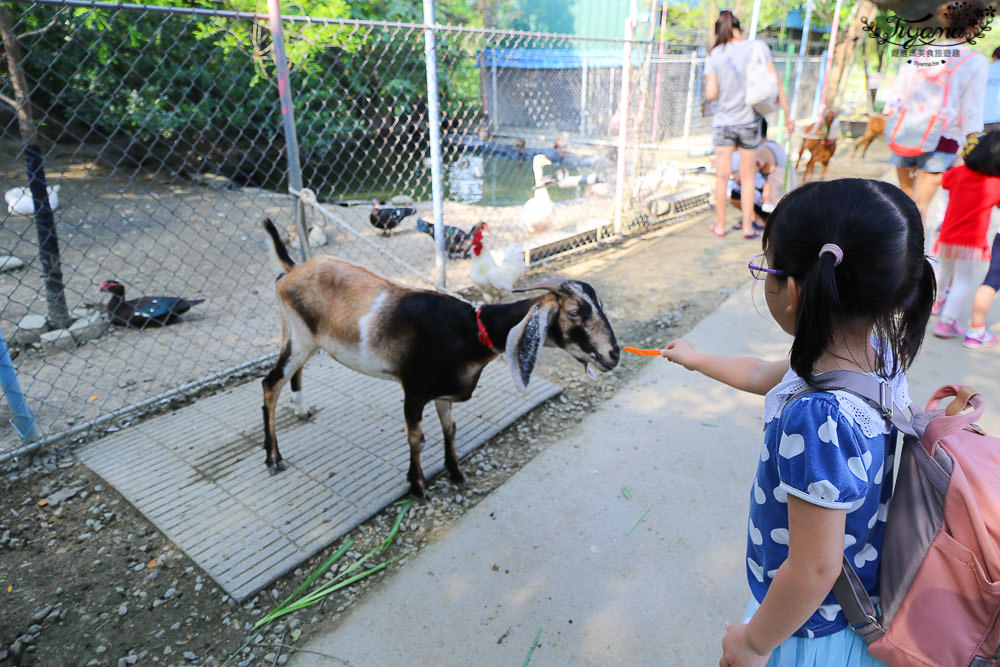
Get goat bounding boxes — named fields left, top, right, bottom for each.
left=795, top=108, right=838, bottom=182
left=850, top=113, right=888, bottom=161
left=259, top=218, right=620, bottom=498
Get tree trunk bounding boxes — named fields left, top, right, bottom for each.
left=0, top=6, right=70, bottom=329
left=824, top=1, right=879, bottom=112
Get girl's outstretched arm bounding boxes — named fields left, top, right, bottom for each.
left=720, top=498, right=847, bottom=666
left=661, top=339, right=788, bottom=395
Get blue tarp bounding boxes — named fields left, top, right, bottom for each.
left=479, top=48, right=643, bottom=69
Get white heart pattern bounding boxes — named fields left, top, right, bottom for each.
left=848, top=456, right=868, bottom=481
left=773, top=485, right=788, bottom=504
left=747, top=557, right=764, bottom=582
left=807, top=479, right=840, bottom=502
left=760, top=442, right=770, bottom=462
left=844, top=534, right=857, bottom=548
left=770, top=527, right=789, bottom=545
left=818, top=604, right=841, bottom=621
left=862, top=450, right=873, bottom=470
left=749, top=518, right=763, bottom=545
left=754, top=479, right=766, bottom=504
left=874, top=461, right=885, bottom=484
left=779, top=432, right=805, bottom=458
left=853, top=543, right=878, bottom=568
left=817, top=416, right=839, bottom=447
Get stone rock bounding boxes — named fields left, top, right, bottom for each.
left=40, top=328, right=76, bottom=354
left=389, top=194, right=416, bottom=206
left=0, top=255, right=25, bottom=272
left=14, top=314, right=48, bottom=345
left=69, top=315, right=108, bottom=344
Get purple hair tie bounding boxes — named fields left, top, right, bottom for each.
left=818, top=243, right=843, bottom=266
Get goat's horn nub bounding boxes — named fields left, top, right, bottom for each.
left=512, top=277, right=566, bottom=294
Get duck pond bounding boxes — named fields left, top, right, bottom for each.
left=296, top=139, right=611, bottom=206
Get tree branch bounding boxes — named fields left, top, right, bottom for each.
left=18, top=10, right=63, bottom=40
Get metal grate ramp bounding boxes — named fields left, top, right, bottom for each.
left=75, top=356, right=561, bottom=602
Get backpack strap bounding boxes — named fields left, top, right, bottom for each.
left=830, top=555, right=887, bottom=642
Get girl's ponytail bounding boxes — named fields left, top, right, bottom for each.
left=713, top=11, right=740, bottom=49
left=790, top=246, right=843, bottom=383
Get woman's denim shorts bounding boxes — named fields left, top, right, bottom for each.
left=889, top=150, right=957, bottom=173
left=713, top=120, right=762, bottom=150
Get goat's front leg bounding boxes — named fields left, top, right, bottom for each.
left=435, top=399, right=466, bottom=489
left=404, top=396, right=429, bottom=498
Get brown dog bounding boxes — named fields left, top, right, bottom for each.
left=850, top=113, right=888, bottom=160
left=796, top=108, right=838, bottom=182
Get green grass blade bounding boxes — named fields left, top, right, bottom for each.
left=522, top=627, right=543, bottom=666
left=621, top=486, right=632, bottom=500
left=626, top=504, right=652, bottom=535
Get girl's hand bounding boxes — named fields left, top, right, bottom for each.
left=661, top=339, right=698, bottom=369
left=720, top=622, right=771, bottom=667
left=785, top=117, right=795, bottom=136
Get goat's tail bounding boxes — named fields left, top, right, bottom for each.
left=262, top=218, right=296, bottom=273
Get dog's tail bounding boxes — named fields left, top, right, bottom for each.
left=262, top=218, right=296, bottom=274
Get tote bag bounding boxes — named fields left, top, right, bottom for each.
left=745, top=41, right=779, bottom=116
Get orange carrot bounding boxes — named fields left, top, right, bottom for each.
left=623, top=346, right=662, bottom=356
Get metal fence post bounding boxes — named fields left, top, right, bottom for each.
left=682, top=50, right=697, bottom=140
left=491, top=53, right=499, bottom=132
left=580, top=56, right=588, bottom=135
left=422, top=0, right=447, bottom=286
left=612, top=17, right=634, bottom=235
left=790, top=0, right=814, bottom=124
left=267, top=0, right=309, bottom=260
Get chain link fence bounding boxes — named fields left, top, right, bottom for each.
left=0, top=1, right=823, bottom=457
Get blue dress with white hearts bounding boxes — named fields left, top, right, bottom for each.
left=747, top=365, right=910, bottom=639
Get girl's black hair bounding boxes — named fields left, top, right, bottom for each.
left=713, top=10, right=741, bottom=49
left=761, top=178, right=935, bottom=383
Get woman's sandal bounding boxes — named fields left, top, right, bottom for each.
left=743, top=231, right=761, bottom=240
left=709, top=226, right=726, bottom=238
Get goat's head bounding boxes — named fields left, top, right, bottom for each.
left=505, top=278, right=620, bottom=390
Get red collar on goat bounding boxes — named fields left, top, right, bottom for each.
left=475, top=308, right=501, bottom=353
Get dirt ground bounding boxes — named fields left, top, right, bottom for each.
left=0, top=139, right=895, bottom=666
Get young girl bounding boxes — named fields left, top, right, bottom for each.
left=932, top=131, right=1000, bottom=340
left=662, top=179, right=935, bottom=666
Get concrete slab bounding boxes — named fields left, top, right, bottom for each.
left=75, top=355, right=561, bottom=602
left=293, top=278, right=1000, bottom=666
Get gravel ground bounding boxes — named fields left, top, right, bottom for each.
left=0, top=139, right=895, bottom=666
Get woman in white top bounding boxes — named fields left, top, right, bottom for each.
left=886, top=0, right=988, bottom=224
left=705, top=10, right=793, bottom=239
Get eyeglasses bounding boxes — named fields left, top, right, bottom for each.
left=748, top=254, right=788, bottom=280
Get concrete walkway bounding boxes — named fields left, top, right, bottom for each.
left=292, top=277, right=1000, bottom=666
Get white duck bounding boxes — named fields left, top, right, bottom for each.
left=520, top=154, right=554, bottom=233
left=5, top=185, right=60, bottom=216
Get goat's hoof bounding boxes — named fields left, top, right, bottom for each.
left=449, top=471, right=468, bottom=489
left=267, top=459, right=288, bottom=474
left=294, top=409, right=314, bottom=421
left=409, top=482, right=429, bottom=500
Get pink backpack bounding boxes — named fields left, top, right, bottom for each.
left=886, top=52, right=977, bottom=158
left=812, top=374, right=1000, bottom=667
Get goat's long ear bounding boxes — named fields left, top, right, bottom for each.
left=505, top=301, right=553, bottom=391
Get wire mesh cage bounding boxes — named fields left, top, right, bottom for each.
left=0, top=1, right=822, bottom=456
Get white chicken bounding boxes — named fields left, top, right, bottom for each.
left=520, top=153, right=554, bottom=233
left=469, top=226, right=526, bottom=302
left=5, top=184, right=60, bottom=216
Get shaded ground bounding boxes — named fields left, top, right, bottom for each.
left=0, top=138, right=894, bottom=666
